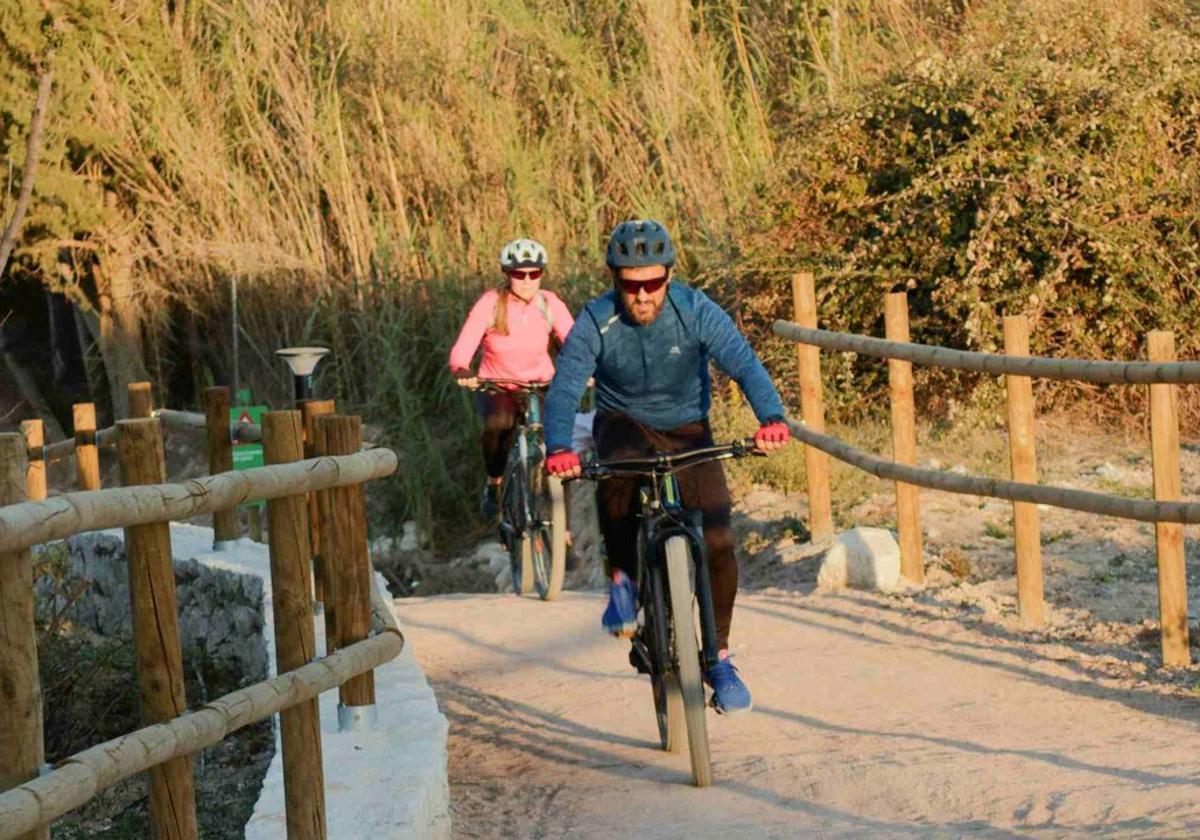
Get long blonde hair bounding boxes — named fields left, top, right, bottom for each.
left=492, top=283, right=512, bottom=336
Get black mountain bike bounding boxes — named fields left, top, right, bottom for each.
left=475, top=379, right=567, bottom=600
left=572, top=438, right=761, bottom=787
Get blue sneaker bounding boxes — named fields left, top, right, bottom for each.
left=602, top=570, right=638, bottom=638
left=705, top=658, right=753, bottom=716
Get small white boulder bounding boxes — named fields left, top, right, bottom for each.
left=818, top=527, right=903, bottom=592
left=400, top=520, right=428, bottom=552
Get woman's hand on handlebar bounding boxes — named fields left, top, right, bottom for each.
left=452, top=369, right=479, bottom=390
left=545, top=449, right=582, bottom=478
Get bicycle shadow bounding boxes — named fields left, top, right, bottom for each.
left=436, top=679, right=1041, bottom=838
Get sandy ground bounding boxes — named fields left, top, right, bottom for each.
left=395, top=590, right=1200, bottom=839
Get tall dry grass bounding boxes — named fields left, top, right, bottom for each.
left=31, top=0, right=1176, bottom=536
left=33, top=0, right=939, bottom=537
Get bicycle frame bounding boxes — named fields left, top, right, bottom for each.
left=637, top=473, right=721, bottom=673
left=500, top=390, right=545, bottom=546
left=578, top=439, right=759, bottom=676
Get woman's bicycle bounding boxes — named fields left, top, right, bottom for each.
left=474, top=379, right=568, bottom=600
left=571, top=438, right=761, bottom=788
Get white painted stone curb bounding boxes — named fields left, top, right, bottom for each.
left=817, top=526, right=902, bottom=592
left=116, top=523, right=450, bottom=839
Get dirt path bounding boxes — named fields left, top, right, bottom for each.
left=395, top=590, right=1200, bottom=838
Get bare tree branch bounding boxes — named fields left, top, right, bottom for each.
left=0, top=61, right=54, bottom=280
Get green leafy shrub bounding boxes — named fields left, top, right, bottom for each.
left=739, top=0, right=1200, bottom=421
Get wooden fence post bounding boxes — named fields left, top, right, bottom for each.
left=1003, top=316, right=1044, bottom=627
left=204, top=386, right=239, bottom=545
left=73, top=403, right=101, bottom=491
left=20, top=420, right=45, bottom=502
left=792, top=272, right=834, bottom=541
left=127, top=381, right=154, bottom=418
left=117, top=418, right=198, bottom=839
left=0, top=434, right=49, bottom=840
left=1148, top=331, right=1189, bottom=667
left=262, top=412, right=328, bottom=839
left=884, top=291, right=924, bottom=584
left=319, top=415, right=376, bottom=729
left=311, top=417, right=339, bottom=654
left=302, top=399, right=336, bottom=608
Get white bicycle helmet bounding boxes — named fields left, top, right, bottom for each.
left=499, top=238, right=548, bottom=271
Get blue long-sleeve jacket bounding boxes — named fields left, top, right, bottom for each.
left=544, top=280, right=786, bottom=452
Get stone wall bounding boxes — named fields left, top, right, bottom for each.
left=34, top=532, right=270, bottom=688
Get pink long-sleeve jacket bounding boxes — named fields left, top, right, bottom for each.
left=448, top=289, right=575, bottom=383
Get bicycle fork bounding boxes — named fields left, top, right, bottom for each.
left=682, top=510, right=722, bottom=674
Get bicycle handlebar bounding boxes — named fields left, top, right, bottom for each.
left=572, top=438, right=763, bottom=481
left=465, top=377, right=552, bottom=394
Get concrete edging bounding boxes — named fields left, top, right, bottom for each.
left=154, top=524, right=450, bottom=839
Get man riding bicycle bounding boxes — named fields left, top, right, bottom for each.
left=543, top=219, right=790, bottom=716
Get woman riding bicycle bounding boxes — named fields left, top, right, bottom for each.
left=449, top=238, right=575, bottom=515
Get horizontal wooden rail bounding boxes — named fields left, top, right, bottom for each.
left=37, top=408, right=376, bottom=469
left=0, top=576, right=402, bottom=839
left=158, top=409, right=262, bottom=443
left=44, top=428, right=114, bottom=464
left=0, top=449, right=397, bottom=554
left=773, top=320, right=1200, bottom=384
left=785, top=418, right=1200, bottom=524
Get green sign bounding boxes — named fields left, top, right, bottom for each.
left=231, top=404, right=267, bottom=470
left=231, top=404, right=267, bottom=511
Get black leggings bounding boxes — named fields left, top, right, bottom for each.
left=594, top=411, right=737, bottom=651
left=477, top=392, right=524, bottom=478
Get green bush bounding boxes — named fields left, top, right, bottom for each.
left=739, top=0, right=1200, bottom=420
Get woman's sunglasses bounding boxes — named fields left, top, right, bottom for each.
left=507, top=268, right=543, bottom=281
left=617, top=273, right=669, bottom=295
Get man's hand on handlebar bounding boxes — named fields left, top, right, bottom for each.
left=545, top=449, right=582, bottom=478
left=754, top=420, right=790, bottom=453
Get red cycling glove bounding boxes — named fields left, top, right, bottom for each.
left=545, top=450, right=581, bottom=476
left=754, top=420, right=790, bottom=449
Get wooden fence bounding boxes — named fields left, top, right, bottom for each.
left=0, top=384, right=401, bottom=839
left=780, top=273, right=1199, bottom=666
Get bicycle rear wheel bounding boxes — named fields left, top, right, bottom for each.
left=502, top=459, right=534, bottom=596
left=529, top=463, right=567, bottom=601
left=665, top=535, right=712, bottom=788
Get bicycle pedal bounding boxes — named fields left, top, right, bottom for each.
left=628, top=644, right=652, bottom=675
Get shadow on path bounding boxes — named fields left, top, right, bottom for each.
left=755, top=704, right=1200, bottom=789
left=438, top=680, right=1043, bottom=838
left=739, top=595, right=1200, bottom=731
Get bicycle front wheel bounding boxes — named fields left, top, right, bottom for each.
left=665, top=535, right=712, bottom=788
left=529, top=464, right=567, bottom=601
left=512, top=536, right=534, bottom=596
left=646, top=556, right=685, bottom=753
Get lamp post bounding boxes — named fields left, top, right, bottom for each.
left=275, top=347, right=330, bottom=405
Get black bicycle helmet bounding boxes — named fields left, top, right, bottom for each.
left=605, top=219, right=676, bottom=269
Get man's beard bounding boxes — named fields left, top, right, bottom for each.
left=627, top=297, right=664, bottom=325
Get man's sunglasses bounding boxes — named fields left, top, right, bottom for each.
left=617, top=274, right=669, bottom=295
left=507, top=268, right=543, bottom=281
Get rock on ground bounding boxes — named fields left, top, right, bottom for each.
left=818, top=527, right=902, bottom=592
